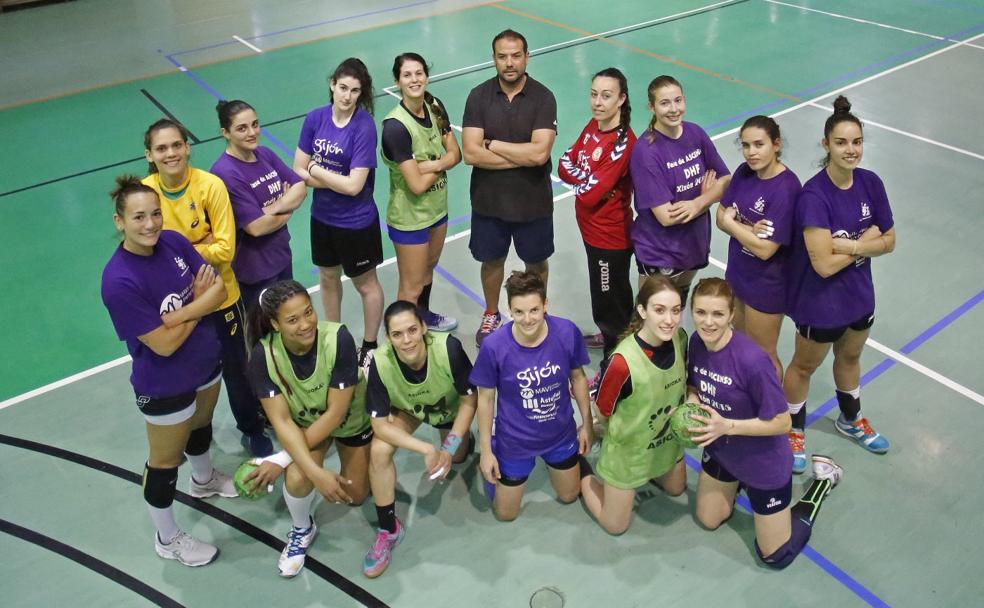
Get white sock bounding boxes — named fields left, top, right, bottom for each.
left=148, top=505, right=180, bottom=544
left=185, top=452, right=214, bottom=485
left=787, top=400, right=806, bottom=415
left=841, top=386, right=861, bottom=399
left=283, top=485, right=316, bottom=529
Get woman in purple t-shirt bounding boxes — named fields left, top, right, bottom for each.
left=629, top=75, right=730, bottom=303
left=293, top=58, right=385, bottom=369
left=211, top=99, right=307, bottom=310
left=783, top=97, right=897, bottom=472
left=100, top=176, right=235, bottom=567
left=686, top=278, right=843, bottom=570
left=715, top=115, right=801, bottom=380
left=471, top=271, right=594, bottom=521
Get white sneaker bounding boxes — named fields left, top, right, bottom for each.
left=189, top=469, right=237, bottom=498
left=155, top=531, right=219, bottom=567
left=811, top=454, right=844, bottom=487
left=278, top=519, right=318, bottom=578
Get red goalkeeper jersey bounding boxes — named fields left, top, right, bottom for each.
left=558, top=120, right=636, bottom=250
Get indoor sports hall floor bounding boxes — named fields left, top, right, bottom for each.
left=2, top=1, right=983, bottom=606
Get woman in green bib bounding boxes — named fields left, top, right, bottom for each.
left=361, top=300, right=477, bottom=578
left=245, top=280, right=373, bottom=578
left=580, top=275, right=689, bottom=534
left=381, top=52, right=461, bottom=332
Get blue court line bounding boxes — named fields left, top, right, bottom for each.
left=166, top=0, right=437, bottom=59
left=806, top=288, right=984, bottom=427
left=162, top=54, right=226, bottom=100
left=705, top=20, right=984, bottom=132
left=681, top=453, right=890, bottom=607
left=434, top=263, right=485, bottom=308
left=161, top=53, right=298, bottom=159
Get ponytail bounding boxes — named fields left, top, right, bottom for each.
left=645, top=75, right=682, bottom=143
left=247, top=280, right=311, bottom=398
left=593, top=67, right=631, bottom=147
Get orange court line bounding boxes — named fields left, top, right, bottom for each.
left=492, top=2, right=803, bottom=103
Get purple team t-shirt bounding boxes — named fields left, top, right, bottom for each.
left=688, top=331, right=791, bottom=489
left=297, top=105, right=378, bottom=229
left=723, top=163, right=801, bottom=314
left=469, top=315, right=590, bottom=459
left=630, top=121, right=729, bottom=270
left=210, top=146, right=302, bottom=284
left=787, top=168, right=894, bottom=327
left=101, top=230, right=221, bottom=398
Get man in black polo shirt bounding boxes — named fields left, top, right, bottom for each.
left=462, top=29, right=558, bottom=347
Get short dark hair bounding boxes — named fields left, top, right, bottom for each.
left=492, top=29, right=528, bottom=54
left=504, top=270, right=546, bottom=305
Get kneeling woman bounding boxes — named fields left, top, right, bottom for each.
left=686, top=278, right=842, bottom=569
left=471, top=271, right=594, bottom=522
left=101, top=176, right=235, bottom=567
left=246, top=280, right=373, bottom=578
left=362, top=300, right=477, bottom=578
left=581, top=275, right=688, bottom=534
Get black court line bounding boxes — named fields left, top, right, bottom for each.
left=1, top=1, right=744, bottom=200
left=0, top=518, right=185, bottom=608
left=0, top=433, right=390, bottom=608
left=140, top=89, right=202, bottom=143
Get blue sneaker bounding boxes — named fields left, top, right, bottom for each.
left=835, top=414, right=889, bottom=454
left=241, top=430, right=274, bottom=458
left=422, top=309, right=458, bottom=332
left=789, top=430, right=807, bottom=474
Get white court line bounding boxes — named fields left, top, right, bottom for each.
left=865, top=339, right=984, bottom=406
left=804, top=101, right=984, bottom=162
left=0, top=356, right=132, bottom=410
left=708, top=255, right=982, bottom=406
left=763, top=0, right=984, bottom=51
left=3, top=13, right=980, bottom=413
left=398, top=0, right=746, bottom=84
left=709, top=30, right=984, bottom=143
left=232, top=35, right=263, bottom=53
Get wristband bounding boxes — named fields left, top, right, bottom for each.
left=441, top=432, right=462, bottom=454
left=262, top=450, right=293, bottom=468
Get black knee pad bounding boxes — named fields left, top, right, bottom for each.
left=756, top=538, right=798, bottom=570
left=185, top=424, right=212, bottom=456
left=545, top=452, right=579, bottom=471
left=143, top=464, right=178, bottom=509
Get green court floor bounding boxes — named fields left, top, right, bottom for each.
left=2, top=1, right=984, bottom=606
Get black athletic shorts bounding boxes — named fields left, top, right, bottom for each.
left=311, top=216, right=383, bottom=278
left=796, top=313, right=874, bottom=344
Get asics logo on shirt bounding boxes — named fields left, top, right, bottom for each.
left=752, top=196, right=766, bottom=214
left=174, top=256, right=189, bottom=273
left=860, top=202, right=871, bottom=220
